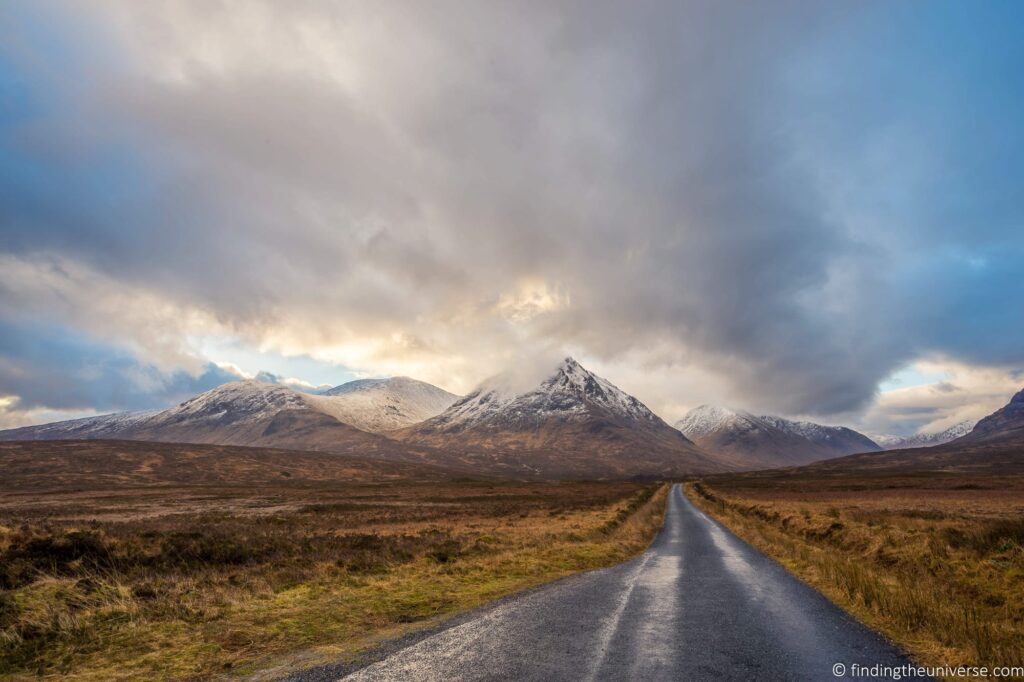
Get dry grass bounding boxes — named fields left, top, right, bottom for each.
left=687, top=475, right=1024, bottom=679
left=0, top=479, right=668, bottom=681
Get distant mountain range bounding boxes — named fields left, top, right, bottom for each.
left=872, top=421, right=975, bottom=450
left=0, top=377, right=456, bottom=451
left=790, top=388, right=1024, bottom=475
left=397, top=357, right=733, bottom=478
left=4, top=359, right=1017, bottom=479
left=674, top=406, right=880, bottom=469
left=0, top=360, right=730, bottom=478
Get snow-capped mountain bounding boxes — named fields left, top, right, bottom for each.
left=0, top=381, right=372, bottom=449
left=421, top=357, right=664, bottom=433
left=0, top=376, right=461, bottom=458
left=399, top=357, right=732, bottom=478
left=675, top=406, right=879, bottom=468
left=758, top=415, right=880, bottom=457
left=316, top=377, right=459, bottom=433
left=0, top=409, right=159, bottom=441
left=874, top=420, right=975, bottom=450
left=674, top=405, right=748, bottom=441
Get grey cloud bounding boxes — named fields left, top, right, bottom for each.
left=1, top=0, right=1022, bottom=418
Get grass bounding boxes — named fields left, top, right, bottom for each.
left=686, top=474, right=1024, bottom=679
left=0, top=479, right=669, bottom=680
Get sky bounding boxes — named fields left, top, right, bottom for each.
left=1, top=0, right=1022, bottom=437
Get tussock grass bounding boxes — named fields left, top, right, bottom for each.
left=0, top=481, right=668, bottom=680
left=688, top=478, right=1024, bottom=680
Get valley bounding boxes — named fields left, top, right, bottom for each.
left=2, top=366, right=1023, bottom=680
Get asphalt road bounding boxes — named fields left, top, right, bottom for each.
left=289, top=484, right=923, bottom=682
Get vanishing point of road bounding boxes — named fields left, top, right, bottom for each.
left=289, top=484, right=922, bottom=682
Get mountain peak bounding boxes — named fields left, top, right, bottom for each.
left=675, top=405, right=749, bottom=439
left=322, top=376, right=444, bottom=397
left=311, top=376, right=459, bottom=432
left=397, top=357, right=724, bottom=477
left=407, top=357, right=670, bottom=435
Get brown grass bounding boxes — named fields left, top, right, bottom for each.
left=0, top=478, right=668, bottom=681
left=687, top=474, right=1024, bottom=680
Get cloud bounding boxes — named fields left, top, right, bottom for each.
left=0, top=319, right=243, bottom=417
left=0, top=0, right=1022, bottom=424
left=253, top=371, right=331, bottom=394
left=852, top=360, right=1024, bottom=437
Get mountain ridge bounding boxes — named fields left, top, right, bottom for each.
left=873, top=421, right=975, bottom=450
left=398, top=357, right=736, bottom=478
left=787, top=387, right=1024, bottom=475
left=675, top=405, right=879, bottom=469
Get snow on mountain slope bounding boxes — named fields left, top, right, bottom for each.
left=0, top=410, right=158, bottom=441
left=758, top=415, right=880, bottom=456
left=423, top=357, right=664, bottom=434
left=313, top=377, right=459, bottom=433
left=673, top=405, right=750, bottom=440
left=0, top=380, right=324, bottom=444
left=139, top=380, right=308, bottom=428
left=874, top=420, right=975, bottom=450
left=674, top=406, right=874, bottom=467
left=399, top=357, right=730, bottom=478
left=0, top=379, right=446, bottom=465
left=0, top=376, right=461, bottom=444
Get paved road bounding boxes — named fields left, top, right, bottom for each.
left=290, top=484, right=921, bottom=681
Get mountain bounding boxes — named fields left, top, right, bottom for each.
left=954, top=389, right=1024, bottom=444
left=758, top=415, right=881, bottom=457
left=397, top=357, right=733, bottom=478
left=0, top=409, right=160, bottom=441
left=675, top=406, right=879, bottom=469
left=791, top=388, right=1024, bottom=475
left=873, top=421, right=975, bottom=450
left=0, top=376, right=459, bottom=444
left=318, top=377, right=459, bottom=433
left=0, top=380, right=382, bottom=451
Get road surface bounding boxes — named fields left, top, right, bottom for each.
left=289, top=484, right=921, bottom=681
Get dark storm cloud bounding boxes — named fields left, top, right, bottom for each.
left=0, top=0, right=1022, bottom=418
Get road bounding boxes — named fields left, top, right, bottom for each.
left=289, top=484, right=922, bottom=682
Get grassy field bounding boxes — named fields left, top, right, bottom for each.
left=687, top=473, right=1024, bottom=677
left=0, top=441, right=669, bottom=681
